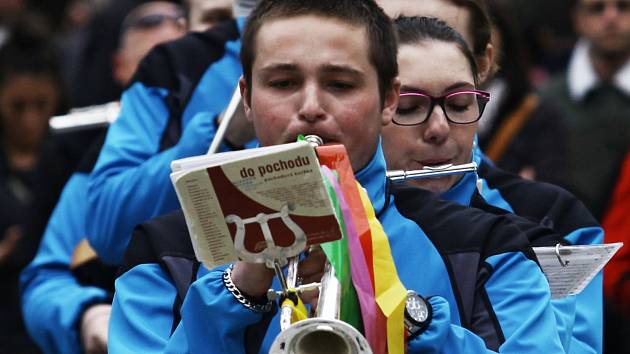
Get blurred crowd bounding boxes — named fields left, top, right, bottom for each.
left=0, top=0, right=627, bottom=353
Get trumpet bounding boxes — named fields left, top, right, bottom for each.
left=268, top=135, right=372, bottom=354
left=269, top=261, right=371, bottom=354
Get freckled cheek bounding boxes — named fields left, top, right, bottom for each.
left=258, top=117, right=289, bottom=143
left=250, top=106, right=291, bottom=145
left=252, top=96, right=291, bottom=123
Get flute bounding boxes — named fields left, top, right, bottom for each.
left=387, top=162, right=477, bottom=182
left=49, top=101, right=120, bottom=133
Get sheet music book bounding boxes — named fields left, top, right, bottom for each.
left=171, top=141, right=342, bottom=269
left=534, top=243, right=623, bottom=299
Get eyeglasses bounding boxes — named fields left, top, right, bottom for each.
left=393, top=90, right=490, bottom=126
left=580, top=1, right=630, bottom=15
left=122, top=11, right=185, bottom=32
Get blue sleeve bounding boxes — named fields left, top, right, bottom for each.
left=476, top=156, right=604, bottom=354
left=180, top=268, right=268, bottom=353
left=109, top=264, right=265, bottom=354
left=567, top=272, right=601, bottom=354
left=564, top=226, right=604, bottom=354
left=20, top=173, right=110, bottom=354
left=550, top=295, right=577, bottom=351
left=108, top=264, right=182, bottom=353
left=409, top=252, right=565, bottom=353
left=87, top=83, right=220, bottom=264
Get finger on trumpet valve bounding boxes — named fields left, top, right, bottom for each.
left=267, top=289, right=282, bottom=301
left=295, top=282, right=320, bottom=294
left=267, top=282, right=319, bottom=302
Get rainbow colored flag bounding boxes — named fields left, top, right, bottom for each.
left=317, top=145, right=408, bottom=354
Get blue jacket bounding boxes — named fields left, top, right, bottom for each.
left=109, top=145, right=564, bottom=353
left=440, top=144, right=603, bottom=354
left=87, top=18, right=246, bottom=265
left=20, top=173, right=112, bottom=354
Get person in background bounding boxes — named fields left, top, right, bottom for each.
left=500, top=0, right=577, bottom=86
left=20, top=1, right=188, bottom=263
left=0, top=35, right=62, bottom=216
left=86, top=0, right=259, bottom=266
left=539, top=4, right=630, bottom=347
left=539, top=0, right=630, bottom=220
left=186, top=0, right=234, bottom=31
left=54, top=0, right=104, bottom=97
left=377, top=0, right=495, bottom=81
left=378, top=0, right=570, bottom=185
left=476, top=0, right=570, bottom=186
left=16, top=1, right=166, bottom=264
left=20, top=3, right=186, bottom=354
left=68, top=0, right=175, bottom=108
left=377, top=0, right=604, bottom=353
left=69, top=0, right=235, bottom=108
left=0, top=22, right=64, bottom=354
left=112, top=1, right=186, bottom=87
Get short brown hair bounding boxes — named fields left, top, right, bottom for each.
left=240, top=0, right=398, bottom=105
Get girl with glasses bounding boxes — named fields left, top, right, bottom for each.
left=382, top=16, right=487, bottom=193
left=379, top=6, right=604, bottom=353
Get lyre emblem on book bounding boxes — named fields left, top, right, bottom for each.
left=225, top=204, right=306, bottom=267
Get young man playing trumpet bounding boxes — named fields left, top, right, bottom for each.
left=109, top=0, right=566, bottom=352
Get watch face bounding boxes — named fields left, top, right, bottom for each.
left=406, top=292, right=429, bottom=324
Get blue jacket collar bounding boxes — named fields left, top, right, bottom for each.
left=441, top=168, right=477, bottom=206
left=355, top=142, right=387, bottom=215
left=440, top=138, right=483, bottom=206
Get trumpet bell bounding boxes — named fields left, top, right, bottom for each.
left=269, top=317, right=372, bottom=354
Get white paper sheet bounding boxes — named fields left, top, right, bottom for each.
left=533, top=243, right=623, bottom=299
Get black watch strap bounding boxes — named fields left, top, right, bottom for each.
left=404, top=290, right=432, bottom=339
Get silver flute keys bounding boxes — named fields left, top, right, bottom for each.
left=387, top=162, right=478, bottom=182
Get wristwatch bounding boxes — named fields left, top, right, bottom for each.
left=404, top=290, right=432, bottom=339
